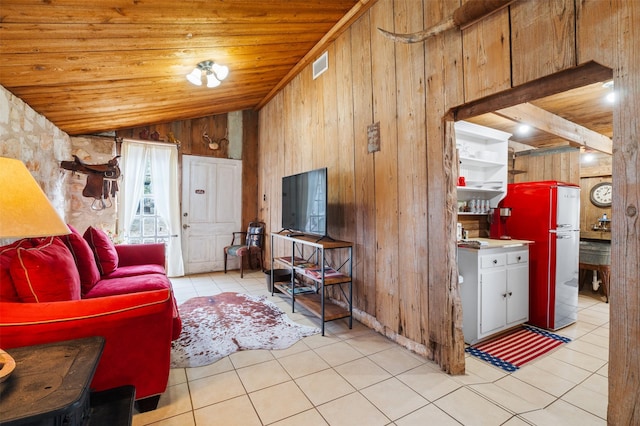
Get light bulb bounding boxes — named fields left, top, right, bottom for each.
left=517, top=124, right=531, bottom=135
left=206, top=73, right=221, bottom=88
left=186, top=68, right=202, bottom=86
left=212, top=63, right=229, bottom=80
left=606, top=91, right=616, bottom=103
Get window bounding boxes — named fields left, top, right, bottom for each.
left=126, top=160, right=170, bottom=245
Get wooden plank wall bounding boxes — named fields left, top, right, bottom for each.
left=608, top=1, right=640, bottom=423
left=580, top=151, right=612, bottom=240
left=117, top=114, right=231, bottom=159
left=512, top=149, right=580, bottom=184
left=257, top=1, right=638, bottom=420
left=424, top=0, right=464, bottom=373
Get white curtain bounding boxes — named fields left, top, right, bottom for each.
left=149, top=144, right=184, bottom=276
left=120, top=142, right=147, bottom=236
left=120, top=140, right=185, bottom=277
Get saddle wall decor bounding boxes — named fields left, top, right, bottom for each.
left=60, top=155, right=121, bottom=210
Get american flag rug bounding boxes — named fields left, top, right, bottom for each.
left=465, top=325, right=572, bottom=372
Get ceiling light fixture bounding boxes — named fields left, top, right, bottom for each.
left=186, top=60, right=229, bottom=88
left=606, top=92, right=616, bottom=103
left=517, top=124, right=531, bottom=135
left=602, top=80, right=616, bottom=103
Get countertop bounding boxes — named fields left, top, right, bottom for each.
left=457, top=237, right=534, bottom=250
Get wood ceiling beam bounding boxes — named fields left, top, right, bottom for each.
left=453, top=61, right=612, bottom=120
left=493, top=102, right=612, bottom=154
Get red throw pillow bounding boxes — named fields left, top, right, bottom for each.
left=10, top=237, right=81, bottom=303
left=0, top=239, right=33, bottom=302
left=59, top=227, right=101, bottom=294
left=83, top=226, right=119, bottom=275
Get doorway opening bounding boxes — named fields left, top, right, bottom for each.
left=448, top=60, right=614, bottom=349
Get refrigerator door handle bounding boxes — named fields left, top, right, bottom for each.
left=556, top=234, right=573, bottom=239
left=557, top=223, right=573, bottom=229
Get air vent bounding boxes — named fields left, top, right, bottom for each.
left=313, top=52, right=328, bottom=80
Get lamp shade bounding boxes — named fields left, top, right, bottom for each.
left=0, top=157, right=70, bottom=238
left=206, top=73, right=221, bottom=88
left=186, top=68, right=203, bottom=86
left=211, top=63, right=229, bottom=80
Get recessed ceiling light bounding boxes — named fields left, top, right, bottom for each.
left=517, top=124, right=531, bottom=135
left=606, top=91, right=616, bottom=103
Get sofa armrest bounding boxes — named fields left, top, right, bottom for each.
left=115, top=243, right=165, bottom=267
left=0, top=290, right=174, bottom=400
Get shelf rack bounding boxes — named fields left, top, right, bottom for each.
left=271, top=232, right=353, bottom=335
left=455, top=120, right=511, bottom=213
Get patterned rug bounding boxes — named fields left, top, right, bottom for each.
left=171, top=292, right=320, bottom=368
left=465, top=325, right=571, bottom=372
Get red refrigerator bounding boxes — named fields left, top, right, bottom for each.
left=492, top=181, right=580, bottom=330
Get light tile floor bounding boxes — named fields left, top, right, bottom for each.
left=133, top=270, right=609, bottom=426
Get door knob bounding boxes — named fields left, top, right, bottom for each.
left=183, top=224, right=190, bottom=229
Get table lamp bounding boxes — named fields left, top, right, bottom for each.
left=0, top=157, right=70, bottom=239
left=0, top=157, right=70, bottom=382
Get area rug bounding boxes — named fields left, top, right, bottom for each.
left=465, top=325, right=572, bottom=372
left=170, top=292, right=320, bottom=368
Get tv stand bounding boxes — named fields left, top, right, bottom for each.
left=278, top=229, right=304, bottom=238
left=313, top=235, right=335, bottom=243
left=278, top=230, right=335, bottom=242
left=270, top=233, right=353, bottom=335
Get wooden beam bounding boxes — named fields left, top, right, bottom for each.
left=494, top=102, right=613, bottom=154
left=453, top=61, right=612, bottom=121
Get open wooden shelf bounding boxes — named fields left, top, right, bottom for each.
left=295, top=293, right=351, bottom=321
left=273, top=257, right=351, bottom=284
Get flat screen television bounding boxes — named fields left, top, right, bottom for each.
left=282, top=167, right=327, bottom=236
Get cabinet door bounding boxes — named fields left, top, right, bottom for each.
left=480, top=268, right=507, bottom=336
left=506, top=263, right=529, bottom=325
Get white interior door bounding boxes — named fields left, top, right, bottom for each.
left=182, top=155, right=241, bottom=274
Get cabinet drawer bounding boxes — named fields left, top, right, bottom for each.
left=481, top=254, right=506, bottom=268
left=507, top=251, right=529, bottom=265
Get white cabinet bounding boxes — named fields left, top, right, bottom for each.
left=455, top=120, right=511, bottom=215
left=459, top=246, right=529, bottom=344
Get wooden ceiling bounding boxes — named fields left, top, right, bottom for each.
left=0, top=0, right=372, bottom=135
left=1, top=0, right=613, bottom=151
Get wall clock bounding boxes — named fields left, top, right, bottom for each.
left=590, top=182, right=612, bottom=207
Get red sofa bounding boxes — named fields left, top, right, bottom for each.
left=0, top=226, right=182, bottom=411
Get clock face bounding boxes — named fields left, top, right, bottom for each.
left=590, top=182, right=612, bottom=207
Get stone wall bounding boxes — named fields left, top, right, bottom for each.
left=0, top=85, right=118, bottom=237
left=0, top=85, right=71, bottom=224
left=64, top=136, right=118, bottom=234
